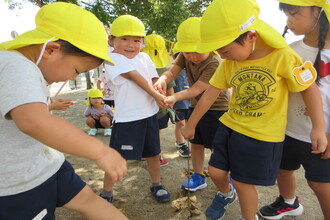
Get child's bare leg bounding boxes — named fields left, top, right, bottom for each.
left=175, top=120, right=186, bottom=144
left=191, top=143, right=205, bottom=174
left=64, top=185, right=127, bottom=220
left=208, top=165, right=230, bottom=192
left=145, top=155, right=161, bottom=183
left=277, top=169, right=296, bottom=199
left=99, top=116, right=111, bottom=128
left=86, top=117, right=96, bottom=128
left=308, top=181, right=330, bottom=219
left=103, top=173, right=114, bottom=191
left=233, top=180, right=258, bottom=220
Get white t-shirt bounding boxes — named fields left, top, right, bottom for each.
left=0, top=51, right=65, bottom=196
left=286, top=40, right=330, bottom=142
left=105, top=52, right=159, bottom=122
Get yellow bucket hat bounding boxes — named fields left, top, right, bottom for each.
left=173, top=17, right=202, bottom=53
left=0, top=2, right=113, bottom=64
left=142, top=34, right=170, bottom=68
left=197, top=0, right=288, bottom=53
left=86, top=88, right=104, bottom=106
left=110, top=15, right=146, bottom=37
left=278, top=0, right=330, bottom=21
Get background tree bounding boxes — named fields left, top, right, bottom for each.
left=6, top=0, right=212, bottom=41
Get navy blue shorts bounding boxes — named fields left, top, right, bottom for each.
left=104, top=100, right=115, bottom=108
left=0, top=160, right=86, bottom=220
left=158, top=113, right=169, bottom=130
left=209, top=122, right=283, bottom=186
left=188, top=108, right=226, bottom=149
left=174, top=109, right=188, bottom=122
left=281, top=135, right=330, bottom=182
left=95, top=119, right=105, bottom=129
left=110, top=114, right=161, bottom=160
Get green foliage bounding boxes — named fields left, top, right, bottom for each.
left=6, top=0, right=212, bottom=41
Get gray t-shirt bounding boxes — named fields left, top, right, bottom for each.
left=0, top=51, right=64, bottom=196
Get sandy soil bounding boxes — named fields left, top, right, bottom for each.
left=53, top=89, right=323, bottom=220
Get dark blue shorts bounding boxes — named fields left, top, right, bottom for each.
left=95, top=119, right=105, bottom=129
left=158, top=113, right=169, bottom=130
left=281, top=135, right=330, bottom=182
left=0, top=160, right=86, bottom=220
left=188, top=108, right=226, bottom=149
left=209, top=122, right=283, bottom=186
left=110, top=114, right=161, bottom=160
left=104, top=100, right=115, bottom=108
left=174, top=109, right=188, bottom=122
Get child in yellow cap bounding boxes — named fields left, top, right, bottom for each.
left=179, top=0, right=327, bottom=220
left=102, top=15, right=170, bottom=203
left=154, top=17, right=231, bottom=192
left=0, top=2, right=127, bottom=219
left=84, top=88, right=113, bottom=136
left=143, top=33, right=175, bottom=166
left=260, top=1, right=330, bottom=219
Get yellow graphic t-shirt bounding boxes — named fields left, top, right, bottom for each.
left=210, top=47, right=314, bottom=142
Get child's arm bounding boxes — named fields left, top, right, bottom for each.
left=10, top=102, right=127, bottom=185
left=154, top=64, right=182, bottom=95
left=181, top=85, right=221, bottom=139
left=122, top=70, right=167, bottom=108
left=300, top=83, right=328, bottom=154
left=49, top=98, right=74, bottom=111
left=164, top=80, right=209, bottom=107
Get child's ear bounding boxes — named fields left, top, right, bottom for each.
left=247, top=31, right=258, bottom=43
left=108, top=35, right=115, bottom=47
left=41, top=42, right=61, bottom=58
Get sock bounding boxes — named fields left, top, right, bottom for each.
left=284, top=196, right=296, bottom=205
left=101, top=190, right=113, bottom=197
left=218, top=184, right=234, bottom=198
left=152, top=182, right=161, bottom=187
left=196, top=172, right=205, bottom=177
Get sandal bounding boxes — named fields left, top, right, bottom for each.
left=150, top=185, right=170, bottom=203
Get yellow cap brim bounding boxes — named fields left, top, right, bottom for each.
left=0, top=29, right=114, bottom=65
left=173, top=42, right=198, bottom=53
left=197, top=19, right=287, bottom=53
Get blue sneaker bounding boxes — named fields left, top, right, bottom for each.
left=181, top=173, right=207, bottom=191
left=205, top=187, right=237, bottom=220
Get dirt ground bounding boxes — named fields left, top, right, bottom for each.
left=53, top=89, right=323, bottom=220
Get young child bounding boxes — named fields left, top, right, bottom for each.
left=101, top=15, right=170, bottom=203
left=0, top=2, right=127, bottom=220
left=84, top=88, right=113, bottom=136
left=173, top=68, right=190, bottom=158
left=154, top=17, right=231, bottom=191
left=180, top=0, right=327, bottom=219
left=259, top=1, right=330, bottom=219
left=143, top=33, right=175, bottom=166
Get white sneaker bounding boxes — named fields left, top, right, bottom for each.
left=88, top=128, right=97, bottom=136
left=104, top=128, right=112, bottom=136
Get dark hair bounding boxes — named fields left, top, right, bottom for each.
left=56, top=40, right=93, bottom=57
left=233, top=32, right=249, bottom=45
left=280, top=3, right=329, bottom=84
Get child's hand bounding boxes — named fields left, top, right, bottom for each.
left=321, top=135, right=330, bottom=159
left=164, top=95, right=176, bottom=108
left=49, top=98, right=74, bottom=111
left=180, top=124, right=195, bottom=140
left=153, top=78, right=167, bottom=95
left=92, top=115, right=100, bottom=120
left=310, top=128, right=328, bottom=154
left=94, top=147, right=127, bottom=185
left=154, top=92, right=167, bottom=109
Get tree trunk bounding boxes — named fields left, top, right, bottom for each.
left=85, top=72, right=92, bottom=89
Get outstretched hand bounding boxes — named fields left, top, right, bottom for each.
left=94, top=147, right=127, bottom=185
left=153, top=77, right=167, bottom=96
left=49, top=98, right=74, bottom=111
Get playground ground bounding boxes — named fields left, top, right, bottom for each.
left=52, top=88, right=323, bottom=220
